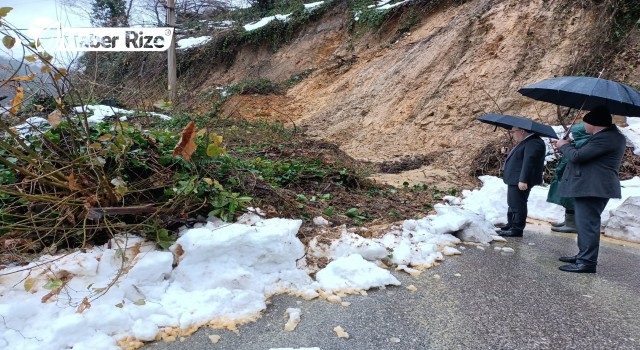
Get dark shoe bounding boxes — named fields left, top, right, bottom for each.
left=498, top=229, right=523, bottom=237
left=551, top=221, right=565, bottom=228
left=559, top=263, right=596, bottom=273
left=551, top=225, right=578, bottom=233
left=494, top=224, right=511, bottom=232
left=559, top=255, right=577, bottom=263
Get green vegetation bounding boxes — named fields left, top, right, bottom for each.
left=397, top=8, right=421, bottom=35
left=227, top=78, right=286, bottom=95
left=0, top=0, right=504, bottom=260
left=611, top=0, right=640, bottom=41
left=0, top=79, right=394, bottom=254
left=348, top=0, right=394, bottom=30
left=563, top=0, right=640, bottom=78
left=186, top=0, right=331, bottom=64
left=346, top=0, right=425, bottom=36
left=91, top=0, right=128, bottom=27
left=199, top=69, right=316, bottom=112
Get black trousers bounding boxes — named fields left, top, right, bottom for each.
left=574, top=197, right=609, bottom=266
left=507, top=185, right=531, bottom=233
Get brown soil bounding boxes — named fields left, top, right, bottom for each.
left=188, top=0, right=636, bottom=190
left=98, top=1, right=639, bottom=191
left=173, top=0, right=640, bottom=235
left=6, top=1, right=640, bottom=263
left=44, top=1, right=640, bottom=245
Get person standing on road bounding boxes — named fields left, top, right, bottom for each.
left=547, top=122, right=591, bottom=233
left=499, top=126, right=546, bottom=237
left=551, top=106, right=626, bottom=273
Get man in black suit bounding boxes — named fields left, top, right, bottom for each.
left=552, top=106, right=626, bottom=273
left=499, top=127, right=546, bottom=237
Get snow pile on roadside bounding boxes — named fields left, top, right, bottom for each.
left=0, top=204, right=493, bottom=349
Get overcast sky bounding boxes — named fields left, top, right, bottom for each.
left=3, top=0, right=90, bottom=30
left=0, top=0, right=86, bottom=63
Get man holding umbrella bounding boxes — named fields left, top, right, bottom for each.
left=518, top=75, right=639, bottom=273
left=551, top=106, right=626, bottom=273
left=500, top=126, right=546, bottom=237
left=477, top=113, right=556, bottom=237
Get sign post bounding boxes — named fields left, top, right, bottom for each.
left=167, top=0, right=177, bottom=103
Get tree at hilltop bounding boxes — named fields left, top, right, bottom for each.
left=91, top=0, right=130, bottom=27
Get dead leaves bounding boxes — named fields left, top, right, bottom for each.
left=9, top=86, right=23, bottom=115
left=172, top=244, right=184, bottom=268
left=41, top=286, right=62, bottom=303
left=68, top=172, right=76, bottom=190
left=172, top=121, right=227, bottom=160
left=2, top=35, right=15, bottom=49
left=172, top=121, right=197, bottom=160
left=2, top=75, right=34, bottom=116
left=24, top=278, right=36, bottom=292
left=48, top=109, right=63, bottom=128
left=5, top=73, right=36, bottom=82
left=76, top=297, right=91, bottom=313
left=0, top=7, right=12, bottom=18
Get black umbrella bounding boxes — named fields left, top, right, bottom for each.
left=518, top=76, right=640, bottom=116
left=477, top=113, right=559, bottom=139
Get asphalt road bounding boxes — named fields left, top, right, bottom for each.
left=142, top=224, right=640, bottom=350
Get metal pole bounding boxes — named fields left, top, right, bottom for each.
left=167, top=0, right=177, bottom=103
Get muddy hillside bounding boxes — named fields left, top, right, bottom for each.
left=182, top=0, right=640, bottom=187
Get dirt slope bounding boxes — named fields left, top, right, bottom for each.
left=205, top=0, right=636, bottom=188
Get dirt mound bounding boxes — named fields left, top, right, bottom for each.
left=199, top=0, right=638, bottom=188
left=378, top=154, right=433, bottom=174
left=288, top=1, right=596, bottom=160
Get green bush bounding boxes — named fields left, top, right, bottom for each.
left=228, top=78, right=285, bottom=95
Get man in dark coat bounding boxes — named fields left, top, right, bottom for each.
left=552, top=106, right=626, bottom=273
left=547, top=122, right=591, bottom=233
left=499, top=127, right=546, bottom=237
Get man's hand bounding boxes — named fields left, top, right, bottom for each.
left=552, top=139, right=570, bottom=150
left=518, top=182, right=528, bottom=191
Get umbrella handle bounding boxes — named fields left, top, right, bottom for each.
left=557, top=105, right=568, bottom=131
left=562, top=107, right=578, bottom=140
left=563, top=113, right=580, bottom=140
left=562, top=98, right=589, bottom=140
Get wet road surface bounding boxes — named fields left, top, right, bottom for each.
left=143, top=224, right=640, bottom=350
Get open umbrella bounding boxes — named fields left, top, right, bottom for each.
left=477, top=113, right=559, bottom=139
left=518, top=76, right=640, bottom=117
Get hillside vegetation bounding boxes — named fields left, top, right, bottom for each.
left=1, top=0, right=640, bottom=257
left=79, top=0, right=640, bottom=187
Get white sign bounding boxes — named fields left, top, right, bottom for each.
left=56, top=27, right=174, bottom=51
